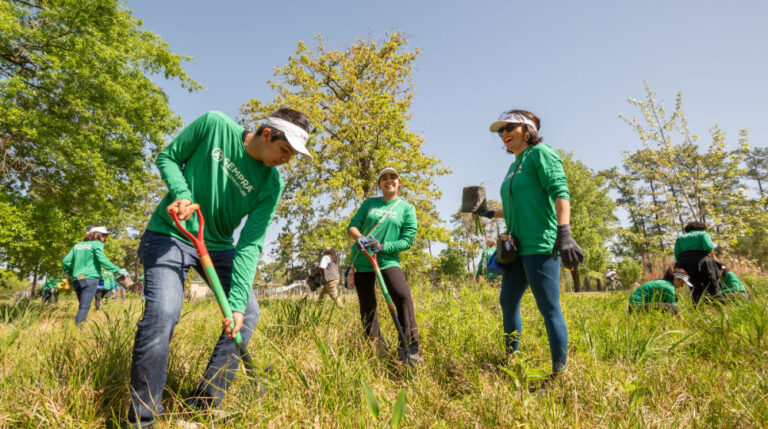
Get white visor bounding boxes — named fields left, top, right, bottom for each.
left=674, top=273, right=693, bottom=288
left=489, top=111, right=538, bottom=133
left=266, top=117, right=311, bottom=158
left=88, top=226, right=110, bottom=235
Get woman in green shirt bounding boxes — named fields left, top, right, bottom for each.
left=628, top=266, right=691, bottom=315
left=348, top=167, right=419, bottom=366
left=480, top=109, right=583, bottom=379
left=61, top=226, right=126, bottom=325
left=674, top=221, right=720, bottom=305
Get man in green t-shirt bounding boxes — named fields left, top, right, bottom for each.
left=127, top=108, right=311, bottom=427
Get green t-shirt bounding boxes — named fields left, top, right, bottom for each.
left=628, top=280, right=677, bottom=306
left=146, top=111, right=284, bottom=314
left=62, top=240, right=121, bottom=279
left=674, top=231, right=714, bottom=259
left=42, top=276, right=61, bottom=291
left=721, top=271, right=746, bottom=293
left=500, top=144, right=570, bottom=256
left=476, top=247, right=500, bottom=279
left=348, top=197, right=418, bottom=273
left=101, top=271, right=116, bottom=291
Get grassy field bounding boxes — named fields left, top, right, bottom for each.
left=1, top=276, right=767, bottom=428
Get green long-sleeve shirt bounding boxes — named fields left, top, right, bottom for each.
left=101, top=271, right=116, bottom=291
left=628, top=280, right=677, bottom=306
left=62, top=240, right=121, bottom=279
left=42, top=276, right=61, bottom=292
left=146, top=111, right=284, bottom=314
left=348, top=197, right=418, bottom=273
left=721, top=271, right=746, bottom=293
left=500, top=144, right=570, bottom=256
left=673, top=231, right=714, bottom=259
left=476, top=247, right=500, bottom=279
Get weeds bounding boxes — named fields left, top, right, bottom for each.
left=0, top=278, right=765, bottom=427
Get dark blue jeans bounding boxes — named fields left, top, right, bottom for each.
left=500, top=254, right=568, bottom=373
left=128, top=231, right=260, bottom=425
left=73, top=278, right=99, bottom=325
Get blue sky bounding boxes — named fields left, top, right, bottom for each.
left=126, top=0, right=768, bottom=254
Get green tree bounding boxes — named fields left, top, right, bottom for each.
left=0, top=0, right=198, bottom=287
left=618, top=83, right=757, bottom=264
left=559, top=151, right=616, bottom=290
left=240, top=33, right=449, bottom=280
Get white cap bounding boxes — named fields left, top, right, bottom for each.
left=266, top=117, right=311, bottom=158
left=489, top=111, right=538, bottom=133
left=378, top=167, right=399, bottom=181
left=88, top=226, right=110, bottom=235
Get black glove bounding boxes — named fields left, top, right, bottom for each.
left=367, top=237, right=382, bottom=253
left=477, top=209, right=495, bottom=218
left=552, top=224, right=584, bottom=270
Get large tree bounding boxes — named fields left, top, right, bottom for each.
left=616, top=83, right=764, bottom=266
left=0, top=0, right=198, bottom=286
left=240, top=33, right=449, bottom=279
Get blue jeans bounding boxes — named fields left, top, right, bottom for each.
left=128, top=231, right=260, bottom=425
left=73, top=278, right=99, bottom=325
left=500, top=254, right=568, bottom=373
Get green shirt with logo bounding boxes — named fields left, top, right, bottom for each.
left=720, top=271, right=746, bottom=293
left=476, top=247, right=500, bottom=279
left=673, top=230, right=714, bottom=259
left=500, top=144, right=570, bottom=256
left=62, top=240, right=121, bottom=279
left=628, top=280, right=677, bottom=306
left=146, top=111, right=284, bottom=314
left=348, top=197, right=418, bottom=273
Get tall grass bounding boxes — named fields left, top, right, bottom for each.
left=0, top=278, right=766, bottom=427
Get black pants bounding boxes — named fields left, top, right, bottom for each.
left=628, top=302, right=679, bottom=315
left=41, top=289, right=58, bottom=304
left=354, top=267, right=418, bottom=353
left=676, top=251, right=720, bottom=305
left=94, top=290, right=111, bottom=310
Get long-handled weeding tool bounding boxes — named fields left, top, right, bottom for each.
left=170, top=207, right=257, bottom=377
left=359, top=243, right=412, bottom=367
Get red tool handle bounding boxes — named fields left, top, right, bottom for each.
left=170, top=207, right=208, bottom=258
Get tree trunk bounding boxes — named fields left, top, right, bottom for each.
left=30, top=266, right=39, bottom=297
left=571, top=268, right=581, bottom=292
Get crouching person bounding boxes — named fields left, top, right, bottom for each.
left=628, top=266, right=691, bottom=315
left=126, top=109, right=311, bottom=428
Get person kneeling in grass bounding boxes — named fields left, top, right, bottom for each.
left=628, top=265, right=692, bottom=315
left=718, top=265, right=752, bottom=301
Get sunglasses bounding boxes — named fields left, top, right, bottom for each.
left=497, top=123, right=520, bottom=136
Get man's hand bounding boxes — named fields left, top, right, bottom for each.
left=167, top=199, right=200, bottom=221
left=222, top=312, right=244, bottom=340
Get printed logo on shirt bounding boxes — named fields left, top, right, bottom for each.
left=369, top=207, right=399, bottom=219
left=211, top=148, right=254, bottom=197
left=73, top=243, right=93, bottom=251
